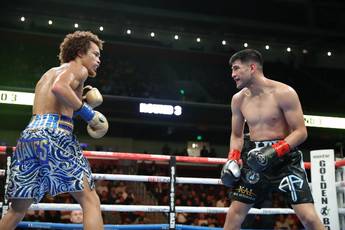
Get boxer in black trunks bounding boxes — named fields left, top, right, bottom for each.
left=220, top=49, right=324, bottom=230
left=230, top=140, right=313, bottom=205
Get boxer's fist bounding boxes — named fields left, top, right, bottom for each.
left=74, top=103, right=108, bottom=138
left=83, top=85, right=103, bottom=108
left=221, top=149, right=242, bottom=187
left=87, top=111, right=108, bottom=139
left=247, top=140, right=290, bottom=172
left=221, top=160, right=241, bottom=187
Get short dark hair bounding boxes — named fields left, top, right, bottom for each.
left=229, top=49, right=263, bottom=70
left=59, top=31, right=104, bottom=64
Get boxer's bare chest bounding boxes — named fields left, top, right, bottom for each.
left=240, top=91, right=283, bottom=128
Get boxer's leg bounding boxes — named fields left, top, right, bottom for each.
left=0, top=199, right=33, bottom=230
left=70, top=176, right=103, bottom=230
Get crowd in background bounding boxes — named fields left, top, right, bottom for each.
left=0, top=151, right=303, bottom=229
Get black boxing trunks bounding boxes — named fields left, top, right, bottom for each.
left=230, top=140, right=314, bottom=205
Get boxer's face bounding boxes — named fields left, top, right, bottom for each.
left=81, top=42, right=101, bottom=78
left=231, top=60, right=253, bottom=89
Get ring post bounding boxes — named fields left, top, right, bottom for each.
left=169, top=156, right=176, bottom=230
left=1, top=147, right=13, bottom=217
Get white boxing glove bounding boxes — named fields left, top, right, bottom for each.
left=83, top=85, right=103, bottom=108
left=220, top=149, right=242, bottom=187
left=87, top=111, right=109, bottom=138
left=221, top=160, right=241, bottom=187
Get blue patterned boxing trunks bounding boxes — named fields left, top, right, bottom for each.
left=6, top=114, right=95, bottom=203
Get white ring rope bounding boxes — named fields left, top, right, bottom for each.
left=4, top=171, right=342, bottom=188
left=336, top=181, right=345, bottom=187
left=26, top=203, right=297, bottom=215
left=23, top=203, right=345, bottom=215
left=93, top=173, right=222, bottom=185
left=27, top=203, right=345, bottom=215
left=93, top=174, right=345, bottom=191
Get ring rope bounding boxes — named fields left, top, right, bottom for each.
left=3, top=171, right=344, bottom=190
left=22, top=203, right=345, bottom=215
left=2, top=145, right=345, bottom=169
left=25, top=203, right=296, bottom=215
left=22, top=202, right=345, bottom=215
left=336, top=181, right=345, bottom=187
left=0, top=146, right=225, bottom=165
left=17, top=222, right=223, bottom=230
left=93, top=173, right=345, bottom=190
left=93, top=173, right=222, bottom=185
left=24, top=203, right=345, bottom=217
left=0, top=203, right=299, bottom=215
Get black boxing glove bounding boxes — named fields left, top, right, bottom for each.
left=221, top=149, right=242, bottom=187
left=247, top=140, right=290, bottom=172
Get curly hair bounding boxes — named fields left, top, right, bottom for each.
left=58, top=31, right=104, bottom=64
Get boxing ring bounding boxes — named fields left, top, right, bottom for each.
left=0, top=145, right=345, bottom=229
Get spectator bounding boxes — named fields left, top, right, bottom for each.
left=200, top=145, right=209, bottom=157
left=274, top=214, right=291, bottom=229
left=70, top=210, right=83, bottom=224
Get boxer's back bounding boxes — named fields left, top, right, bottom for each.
left=32, top=64, right=79, bottom=117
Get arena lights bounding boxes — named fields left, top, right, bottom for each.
left=139, top=103, right=182, bottom=116
left=11, top=16, right=338, bottom=59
